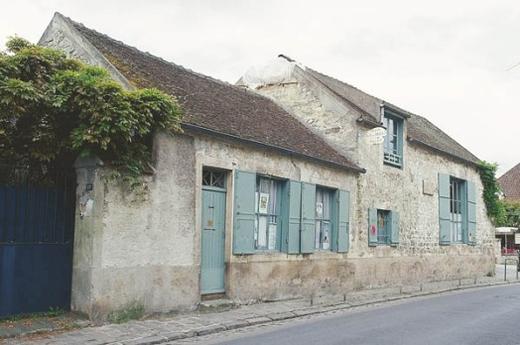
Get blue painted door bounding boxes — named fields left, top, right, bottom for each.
left=201, top=188, right=226, bottom=294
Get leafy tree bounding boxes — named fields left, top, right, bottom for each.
left=503, top=201, right=520, bottom=228
left=0, top=36, right=182, bottom=185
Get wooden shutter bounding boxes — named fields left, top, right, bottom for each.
left=300, top=182, right=316, bottom=253
left=335, top=190, right=350, bottom=253
left=232, top=170, right=256, bottom=254
left=438, top=173, right=451, bottom=245
left=390, top=210, right=400, bottom=246
left=282, top=180, right=302, bottom=254
left=467, top=180, right=477, bottom=245
left=368, top=208, right=378, bottom=246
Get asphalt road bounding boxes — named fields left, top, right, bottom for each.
left=178, top=284, right=520, bottom=345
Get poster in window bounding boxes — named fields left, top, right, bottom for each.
left=316, top=202, right=323, bottom=218
left=259, top=193, right=270, bottom=214
left=322, top=222, right=330, bottom=250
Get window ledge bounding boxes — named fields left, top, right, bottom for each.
left=231, top=251, right=346, bottom=263
left=383, top=160, right=403, bottom=169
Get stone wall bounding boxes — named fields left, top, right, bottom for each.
left=74, top=127, right=494, bottom=319
left=254, top=79, right=495, bottom=279
left=72, top=131, right=359, bottom=318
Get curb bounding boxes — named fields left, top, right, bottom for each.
left=115, top=279, right=520, bottom=345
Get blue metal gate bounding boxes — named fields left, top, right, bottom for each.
left=0, top=165, right=76, bottom=317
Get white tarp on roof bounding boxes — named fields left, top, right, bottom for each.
left=241, top=57, right=299, bottom=89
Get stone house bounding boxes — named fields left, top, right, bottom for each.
left=38, top=13, right=494, bottom=319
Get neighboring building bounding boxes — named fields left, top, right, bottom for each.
left=495, top=227, right=518, bottom=256
left=37, top=13, right=495, bottom=319
left=498, top=163, right=520, bottom=202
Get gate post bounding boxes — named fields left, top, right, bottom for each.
left=72, top=156, right=104, bottom=316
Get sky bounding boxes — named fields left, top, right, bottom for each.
left=1, top=0, right=518, bottom=175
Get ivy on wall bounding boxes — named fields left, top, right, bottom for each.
left=478, top=161, right=507, bottom=226
left=0, top=36, right=182, bottom=185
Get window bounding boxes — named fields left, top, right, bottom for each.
left=383, top=111, right=404, bottom=167
left=377, top=209, right=391, bottom=244
left=232, top=170, right=351, bottom=255
left=254, top=177, right=281, bottom=251
left=368, top=208, right=399, bottom=246
left=202, top=169, right=226, bottom=188
left=438, top=173, right=476, bottom=246
left=449, top=177, right=466, bottom=243
left=315, top=187, right=334, bottom=250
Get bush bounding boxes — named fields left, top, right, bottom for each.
left=0, top=36, right=182, bottom=186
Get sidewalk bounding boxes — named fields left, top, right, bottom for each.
left=3, top=272, right=519, bottom=345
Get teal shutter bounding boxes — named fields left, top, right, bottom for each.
left=467, top=180, right=477, bottom=245
left=282, top=180, right=302, bottom=254
left=334, top=190, right=350, bottom=253
left=389, top=211, right=400, bottom=246
left=233, top=170, right=256, bottom=254
left=438, top=173, right=451, bottom=245
left=300, top=182, right=316, bottom=253
left=368, top=208, right=378, bottom=246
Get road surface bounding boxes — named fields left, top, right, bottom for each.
left=173, top=284, right=520, bottom=345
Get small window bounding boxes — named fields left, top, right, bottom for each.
left=254, top=177, right=282, bottom=251
left=315, top=187, right=334, bottom=250
left=383, top=111, right=404, bottom=167
left=377, top=209, right=391, bottom=244
left=202, top=169, right=226, bottom=188
left=449, top=177, right=466, bottom=243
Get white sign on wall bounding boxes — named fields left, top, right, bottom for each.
left=366, top=127, right=387, bottom=145
left=515, top=233, right=520, bottom=245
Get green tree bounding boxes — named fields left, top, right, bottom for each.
left=503, top=201, right=520, bottom=228
left=0, top=36, right=182, bottom=184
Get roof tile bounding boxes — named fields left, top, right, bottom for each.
left=65, top=18, right=362, bottom=172
left=499, top=163, right=520, bottom=201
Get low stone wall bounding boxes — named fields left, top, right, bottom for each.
left=227, top=254, right=495, bottom=303
left=496, top=255, right=518, bottom=265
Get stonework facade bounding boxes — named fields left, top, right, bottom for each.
left=247, top=61, right=495, bottom=277
left=41, top=13, right=495, bottom=320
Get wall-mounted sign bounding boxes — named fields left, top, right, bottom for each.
left=423, top=180, right=435, bottom=196
left=515, top=233, right=520, bottom=245
left=366, top=127, right=386, bottom=145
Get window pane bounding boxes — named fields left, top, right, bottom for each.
left=383, top=114, right=403, bottom=166
left=255, top=177, right=280, bottom=250
left=322, top=190, right=331, bottom=220
left=315, top=221, right=321, bottom=249
left=322, top=221, right=330, bottom=250
left=257, top=215, right=268, bottom=248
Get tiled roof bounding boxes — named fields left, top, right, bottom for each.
left=498, top=163, right=520, bottom=201
left=62, top=17, right=363, bottom=172
left=302, top=66, right=480, bottom=165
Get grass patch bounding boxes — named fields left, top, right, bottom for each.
left=107, top=303, right=145, bottom=324
left=0, top=307, right=65, bottom=323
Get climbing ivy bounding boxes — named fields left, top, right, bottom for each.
left=478, top=161, right=506, bottom=225
left=0, top=36, right=182, bottom=185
